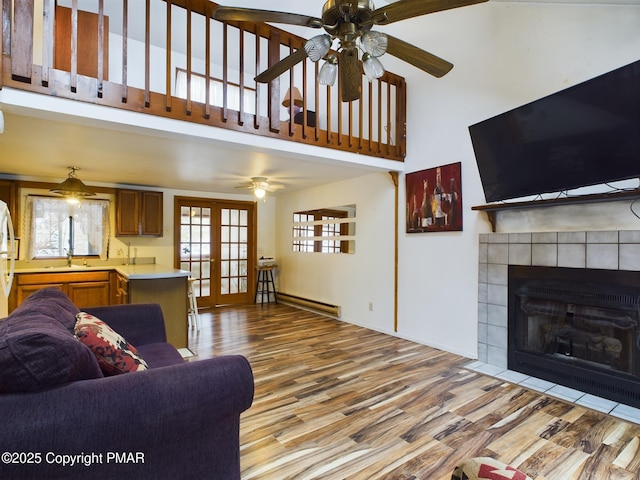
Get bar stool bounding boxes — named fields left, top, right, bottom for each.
left=254, top=265, right=278, bottom=304
left=188, top=277, right=201, bottom=331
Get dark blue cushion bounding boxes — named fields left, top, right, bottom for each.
left=11, top=287, right=80, bottom=332
left=0, top=312, right=102, bottom=393
left=136, top=343, right=184, bottom=368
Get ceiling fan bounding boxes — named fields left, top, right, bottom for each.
left=213, top=0, right=488, bottom=102
left=236, top=177, right=285, bottom=199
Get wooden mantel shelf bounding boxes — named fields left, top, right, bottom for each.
left=472, top=189, right=640, bottom=232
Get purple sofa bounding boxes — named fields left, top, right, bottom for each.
left=0, top=288, right=254, bottom=479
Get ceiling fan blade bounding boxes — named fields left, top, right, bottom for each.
left=213, top=7, right=324, bottom=28
left=255, top=48, right=309, bottom=83
left=372, top=0, right=488, bottom=26
left=385, top=35, right=453, bottom=78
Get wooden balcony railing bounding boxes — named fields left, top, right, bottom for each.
left=1, top=0, right=406, bottom=161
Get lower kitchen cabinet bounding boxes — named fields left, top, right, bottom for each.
left=9, top=271, right=112, bottom=312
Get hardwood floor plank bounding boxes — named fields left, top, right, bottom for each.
left=189, top=304, right=640, bottom=479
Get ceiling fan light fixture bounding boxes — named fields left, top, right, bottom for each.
left=304, top=34, right=332, bottom=62
left=253, top=187, right=266, bottom=199
left=318, top=54, right=338, bottom=86
left=360, top=31, right=388, bottom=57
left=50, top=166, right=96, bottom=203
left=362, top=53, right=385, bottom=81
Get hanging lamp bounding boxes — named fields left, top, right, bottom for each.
left=50, top=167, right=96, bottom=203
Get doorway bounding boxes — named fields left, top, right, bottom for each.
left=174, top=197, right=256, bottom=307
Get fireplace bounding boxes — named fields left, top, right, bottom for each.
left=508, top=265, right=640, bottom=407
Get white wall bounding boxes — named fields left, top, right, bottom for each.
left=397, top=2, right=640, bottom=358
left=275, top=173, right=396, bottom=331
left=274, top=3, right=640, bottom=359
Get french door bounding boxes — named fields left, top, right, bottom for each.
left=174, top=197, right=256, bottom=307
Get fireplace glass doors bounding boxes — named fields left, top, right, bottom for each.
left=509, top=266, right=640, bottom=407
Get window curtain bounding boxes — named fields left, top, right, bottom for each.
left=24, top=196, right=111, bottom=260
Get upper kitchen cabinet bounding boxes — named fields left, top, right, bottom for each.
left=116, top=189, right=163, bottom=237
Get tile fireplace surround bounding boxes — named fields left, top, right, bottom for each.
left=475, top=229, right=640, bottom=423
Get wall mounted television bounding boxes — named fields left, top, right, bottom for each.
left=469, top=60, right=640, bottom=203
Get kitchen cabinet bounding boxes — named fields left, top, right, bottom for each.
left=111, top=271, right=129, bottom=305
left=116, top=189, right=163, bottom=237
left=9, top=271, right=111, bottom=312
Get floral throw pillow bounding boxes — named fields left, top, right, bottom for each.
left=74, top=312, right=148, bottom=376
left=451, top=457, right=532, bottom=480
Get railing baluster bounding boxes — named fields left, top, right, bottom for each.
left=165, top=0, right=172, bottom=111
left=287, top=41, right=293, bottom=137
left=10, top=0, right=34, bottom=82
left=386, top=80, right=391, bottom=155
left=204, top=3, right=211, bottom=119
left=144, top=0, right=150, bottom=107
left=186, top=1, right=192, bottom=115
left=326, top=84, right=332, bottom=145
left=238, top=24, right=244, bottom=126
left=97, top=0, right=104, bottom=98
left=254, top=29, right=260, bottom=129
left=358, top=81, right=363, bottom=150
left=121, top=0, right=128, bottom=102
left=337, top=76, right=342, bottom=146
left=314, top=62, right=320, bottom=141
left=70, top=0, right=77, bottom=91
left=368, top=81, right=373, bottom=154
left=302, top=55, right=307, bottom=139
left=377, top=78, right=382, bottom=154
left=222, top=23, right=228, bottom=122
left=41, top=0, right=54, bottom=87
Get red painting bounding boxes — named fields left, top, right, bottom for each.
left=406, top=162, right=462, bottom=233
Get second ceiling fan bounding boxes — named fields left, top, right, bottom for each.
left=213, top=0, right=488, bottom=102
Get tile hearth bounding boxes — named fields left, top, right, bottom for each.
left=465, top=360, right=640, bottom=425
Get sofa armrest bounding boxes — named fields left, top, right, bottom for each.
left=0, top=355, right=254, bottom=479
left=83, top=303, right=167, bottom=345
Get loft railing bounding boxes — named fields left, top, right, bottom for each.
left=0, top=0, right=406, bottom=161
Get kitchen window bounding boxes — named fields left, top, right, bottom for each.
left=24, top=196, right=110, bottom=259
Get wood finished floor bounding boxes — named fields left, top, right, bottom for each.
left=188, top=303, right=640, bottom=480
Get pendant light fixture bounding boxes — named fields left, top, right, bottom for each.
left=50, top=167, right=96, bottom=203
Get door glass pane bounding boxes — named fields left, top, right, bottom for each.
left=180, top=225, right=191, bottom=242
left=201, top=279, right=210, bottom=296
left=192, top=225, right=201, bottom=243
left=219, top=208, right=249, bottom=296
left=202, top=208, right=211, bottom=225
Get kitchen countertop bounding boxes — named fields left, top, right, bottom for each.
left=14, top=263, right=190, bottom=280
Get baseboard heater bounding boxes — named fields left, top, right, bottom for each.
left=277, top=292, right=341, bottom=317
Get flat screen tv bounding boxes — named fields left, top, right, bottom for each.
left=469, top=60, right=640, bottom=203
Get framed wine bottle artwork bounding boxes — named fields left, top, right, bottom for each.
left=405, top=162, right=462, bottom=233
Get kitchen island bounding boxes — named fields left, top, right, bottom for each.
left=10, top=262, right=191, bottom=348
